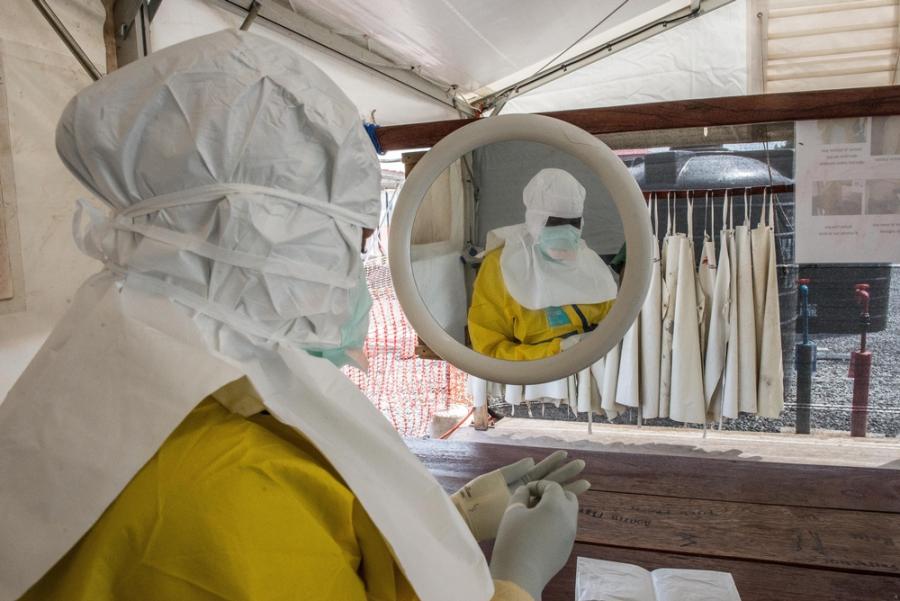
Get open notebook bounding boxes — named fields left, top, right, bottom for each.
left=576, top=558, right=742, bottom=601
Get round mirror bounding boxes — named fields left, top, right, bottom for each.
left=389, top=114, right=651, bottom=385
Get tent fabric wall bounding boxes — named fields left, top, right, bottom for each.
left=472, top=141, right=625, bottom=256
left=0, top=0, right=106, bottom=400
left=151, top=0, right=460, bottom=125
left=410, top=159, right=468, bottom=343
left=411, top=249, right=468, bottom=344
left=503, top=0, right=748, bottom=113
left=411, top=161, right=464, bottom=246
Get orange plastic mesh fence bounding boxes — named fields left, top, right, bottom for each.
left=343, top=255, right=471, bottom=437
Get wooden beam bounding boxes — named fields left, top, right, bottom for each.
left=407, top=439, right=900, bottom=512
left=422, top=439, right=900, bottom=599
left=0, top=56, right=19, bottom=307
left=102, top=0, right=117, bottom=73
left=0, top=181, right=12, bottom=300
left=377, top=85, right=900, bottom=151
left=576, top=491, right=900, bottom=574
left=596, top=121, right=792, bottom=150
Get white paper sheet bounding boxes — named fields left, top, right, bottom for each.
left=796, top=117, right=900, bottom=263
left=576, top=558, right=656, bottom=601
left=577, top=557, right=742, bottom=601
left=653, top=569, right=741, bottom=601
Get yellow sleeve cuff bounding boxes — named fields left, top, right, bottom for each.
left=492, top=579, right=534, bottom=601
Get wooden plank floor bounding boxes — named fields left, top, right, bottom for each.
left=408, top=439, right=900, bottom=601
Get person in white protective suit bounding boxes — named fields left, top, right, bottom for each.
left=467, top=168, right=618, bottom=416
left=468, top=168, right=619, bottom=362
left=0, top=30, right=591, bottom=601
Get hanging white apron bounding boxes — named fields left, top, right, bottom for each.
left=734, top=191, right=758, bottom=414
left=668, top=197, right=706, bottom=425
left=754, top=193, right=785, bottom=418
left=566, top=376, right=578, bottom=415
left=698, top=192, right=717, bottom=355
left=469, top=376, right=488, bottom=408
left=615, top=320, right=641, bottom=410
left=588, top=353, right=609, bottom=413
left=0, top=273, right=493, bottom=601
left=524, top=378, right=571, bottom=409
left=576, top=367, right=593, bottom=414
left=704, top=192, right=731, bottom=421
left=657, top=194, right=678, bottom=419
left=639, top=195, right=663, bottom=420
left=751, top=190, right=770, bottom=353
left=722, top=193, right=741, bottom=421
left=599, top=342, right=623, bottom=420
left=503, top=377, right=573, bottom=413
left=505, top=383, right=524, bottom=406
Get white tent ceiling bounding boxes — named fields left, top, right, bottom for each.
left=156, top=0, right=718, bottom=123
left=504, top=0, right=747, bottom=113
left=152, top=0, right=463, bottom=123
left=147, top=0, right=900, bottom=125
left=279, top=0, right=689, bottom=100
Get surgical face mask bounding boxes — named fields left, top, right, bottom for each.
left=312, top=270, right=373, bottom=370
left=538, top=224, right=581, bottom=261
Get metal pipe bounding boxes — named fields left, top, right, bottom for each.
left=240, top=1, right=262, bottom=31
left=795, top=344, right=814, bottom=434
left=641, top=184, right=794, bottom=198
left=795, top=279, right=815, bottom=435
left=850, top=283, right=872, bottom=437
left=850, top=353, right=872, bottom=436
left=856, top=283, right=870, bottom=353
left=31, top=0, right=102, bottom=81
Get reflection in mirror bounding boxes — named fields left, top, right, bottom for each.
left=408, top=141, right=626, bottom=363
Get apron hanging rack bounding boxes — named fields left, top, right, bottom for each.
left=640, top=184, right=794, bottom=199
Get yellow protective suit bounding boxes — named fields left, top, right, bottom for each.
left=468, top=249, right=614, bottom=361
left=22, top=378, right=531, bottom=601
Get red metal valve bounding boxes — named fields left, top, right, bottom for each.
left=855, top=283, right=871, bottom=315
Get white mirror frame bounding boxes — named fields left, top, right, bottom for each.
left=389, top=113, right=652, bottom=385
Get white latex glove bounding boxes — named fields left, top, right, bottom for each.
left=450, top=450, right=589, bottom=541
left=560, top=334, right=581, bottom=351
left=490, top=480, right=579, bottom=601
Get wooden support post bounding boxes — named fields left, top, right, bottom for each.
left=473, top=404, right=490, bottom=431
left=102, top=0, right=118, bottom=73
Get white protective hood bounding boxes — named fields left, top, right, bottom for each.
left=0, top=29, right=492, bottom=601
left=500, top=168, right=617, bottom=310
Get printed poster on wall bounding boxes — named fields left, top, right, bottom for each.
left=795, top=116, right=900, bottom=264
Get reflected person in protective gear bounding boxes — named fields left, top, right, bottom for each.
left=468, top=169, right=618, bottom=360
left=2, top=30, right=583, bottom=601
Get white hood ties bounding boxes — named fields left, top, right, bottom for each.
left=72, top=184, right=364, bottom=352
left=74, top=184, right=362, bottom=286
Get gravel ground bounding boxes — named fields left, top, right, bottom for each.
left=491, top=268, right=900, bottom=437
